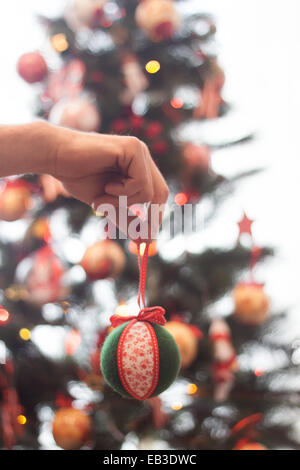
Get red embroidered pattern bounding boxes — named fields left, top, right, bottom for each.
left=117, top=320, right=159, bottom=400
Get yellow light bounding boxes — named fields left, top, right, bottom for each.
left=115, top=303, right=128, bottom=317
left=187, top=383, right=198, bottom=395
left=51, top=33, right=69, bottom=53
left=19, top=328, right=31, bottom=341
left=145, top=60, right=161, bottom=74
left=172, top=402, right=183, bottom=411
left=139, top=242, right=146, bottom=256
left=17, top=415, right=27, bottom=425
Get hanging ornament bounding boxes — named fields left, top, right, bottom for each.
left=80, top=240, right=125, bottom=280
left=193, top=59, right=225, bottom=119
left=65, top=0, right=108, bottom=31
left=0, top=359, right=24, bottom=449
left=235, top=441, right=267, bottom=450
left=121, top=54, right=148, bottom=105
left=233, top=282, right=270, bottom=326
left=0, top=180, right=32, bottom=222
left=17, top=52, right=48, bottom=84
left=24, top=245, right=69, bottom=306
left=52, top=407, right=92, bottom=450
left=135, top=0, right=180, bottom=41
left=49, top=96, right=101, bottom=132
left=164, top=320, right=199, bottom=368
left=43, top=59, right=86, bottom=104
left=209, top=318, right=238, bottom=402
left=101, top=242, right=180, bottom=400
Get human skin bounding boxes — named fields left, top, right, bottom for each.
left=0, top=121, right=169, bottom=238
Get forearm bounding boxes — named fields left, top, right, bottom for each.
left=0, top=121, right=55, bottom=177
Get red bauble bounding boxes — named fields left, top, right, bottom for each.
left=52, top=407, right=91, bottom=450
left=151, top=140, right=168, bottom=155
left=135, top=0, right=180, bottom=41
left=80, top=240, right=125, bottom=280
left=0, top=180, right=31, bottom=221
left=145, top=121, right=163, bottom=139
left=17, top=52, right=47, bottom=84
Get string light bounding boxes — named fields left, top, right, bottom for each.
left=19, top=328, right=31, bottom=341
left=172, top=402, right=183, bottom=411
left=17, top=415, right=27, bottom=425
left=170, top=98, right=184, bottom=109
left=175, top=192, right=188, bottom=206
left=187, top=383, right=198, bottom=395
left=0, top=306, right=9, bottom=324
left=145, top=60, right=161, bottom=74
left=50, top=33, right=69, bottom=53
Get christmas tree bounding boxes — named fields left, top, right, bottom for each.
left=0, top=0, right=297, bottom=450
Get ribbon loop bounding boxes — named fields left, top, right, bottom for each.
left=110, top=242, right=166, bottom=329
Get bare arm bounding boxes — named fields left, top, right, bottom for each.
left=0, top=121, right=169, bottom=238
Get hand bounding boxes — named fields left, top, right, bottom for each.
left=49, top=125, right=169, bottom=239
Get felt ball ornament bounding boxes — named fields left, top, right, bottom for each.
left=52, top=407, right=91, bottom=450
left=80, top=240, right=125, bottom=280
left=135, top=0, right=180, bottom=41
left=65, top=0, right=107, bottom=30
left=164, top=321, right=198, bottom=368
left=101, top=309, right=180, bottom=400
left=233, top=282, right=270, bottom=326
left=0, top=180, right=31, bottom=221
left=17, top=52, right=48, bottom=84
left=49, top=97, right=101, bottom=132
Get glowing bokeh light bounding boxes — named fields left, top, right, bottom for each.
left=145, top=60, right=160, bottom=74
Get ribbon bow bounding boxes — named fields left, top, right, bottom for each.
left=110, top=306, right=166, bottom=328
left=110, top=241, right=166, bottom=329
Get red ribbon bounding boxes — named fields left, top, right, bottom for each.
left=110, top=306, right=166, bottom=328
left=110, top=241, right=166, bottom=328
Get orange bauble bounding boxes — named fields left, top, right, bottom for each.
left=52, top=407, right=92, bottom=450
left=0, top=182, right=31, bottom=221
left=164, top=321, right=198, bottom=368
left=238, top=442, right=267, bottom=450
left=233, top=283, right=270, bottom=326
left=135, top=0, right=180, bottom=41
left=80, top=240, right=125, bottom=280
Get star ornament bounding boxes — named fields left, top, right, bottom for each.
left=237, top=212, right=254, bottom=239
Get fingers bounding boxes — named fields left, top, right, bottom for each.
left=105, top=137, right=154, bottom=201
left=93, top=138, right=169, bottom=241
